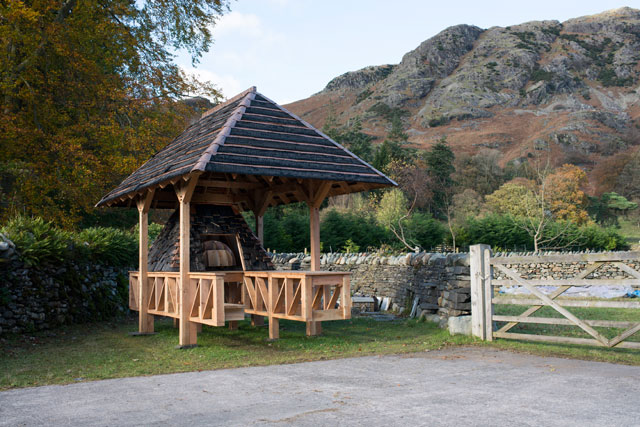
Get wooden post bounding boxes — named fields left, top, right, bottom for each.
left=256, top=214, right=264, bottom=245
left=176, top=176, right=199, bottom=348
left=470, top=244, right=490, bottom=340
left=136, top=191, right=155, bottom=334
left=268, top=275, right=279, bottom=339
left=342, top=275, right=352, bottom=319
left=483, top=246, right=494, bottom=341
left=309, top=205, right=320, bottom=271
left=307, top=203, right=321, bottom=335
left=252, top=212, right=265, bottom=327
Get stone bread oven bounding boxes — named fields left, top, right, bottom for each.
left=148, top=205, right=273, bottom=272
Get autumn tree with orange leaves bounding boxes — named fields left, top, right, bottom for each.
left=0, top=0, right=229, bottom=227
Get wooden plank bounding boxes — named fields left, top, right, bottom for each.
left=342, top=275, right=351, bottom=319
left=256, top=214, right=264, bottom=244
left=493, top=298, right=640, bottom=309
left=483, top=247, right=493, bottom=341
left=494, top=331, right=640, bottom=349
left=176, top=178, right=198, bottom=347
left=498, top=262, right=603, bottom=334
left=494, top=264, right=612, bottom=346
left=213, top=276, right=225, bottom=326
left=493, top=279, right=640, bottom=287
left=493, top=315, right=638, bottom=328
left=491, top=252, right=640, bottom=265
left=268, top=275, right=279, bottom=339
left=613, top=262, right=640, bottom=280
left=288, top=281, right=301, bottom=316
left=311, top=275, right=344, bottom=286
left=470, top=244, right=488, bottom=340
left=608, top=323, right=640, bottom=347
left=256, top=277, right=269, bottom=312
left=302, top=276, right=312, bottom=322
left=308, top=205, right=321, bottom=271
left=136, top=192, right=154, bottom=334
left=284, top=278, right=293, bottom=315
left=312, top=286, right=323, bottom=310
left=326, top=285, right=341, bottom=310
left=312, top=309, right=342, bottom=321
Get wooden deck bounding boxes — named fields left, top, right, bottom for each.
left=129, top=270, right=351, bottom=339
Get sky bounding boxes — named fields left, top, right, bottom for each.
left=177, top=0, right=638, bottom=104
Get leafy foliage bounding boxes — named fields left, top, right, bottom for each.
left=0, top=1, right=229, bottom=227
left=1, top=216, right=138, bottom=267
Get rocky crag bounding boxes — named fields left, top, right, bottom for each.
left=286, top=7, right=640, bottom=193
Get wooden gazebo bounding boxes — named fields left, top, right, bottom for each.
left=97, top=87, right=395, bottom=347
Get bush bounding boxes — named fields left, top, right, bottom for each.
left=403, top=213, right=446, bottom=250
left=454, top=214, right=628, bottom=251
left=321, top=209, right=390, bottom=252
left=1, top=216, right=138, bottom=267
left=75, top=227, right=137, bottom=267
left=1, top=216, right=72, bottom=266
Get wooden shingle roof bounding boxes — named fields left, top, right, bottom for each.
left=97, top=87, right=395, bottom=208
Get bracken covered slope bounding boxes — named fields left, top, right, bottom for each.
left=285, top=7, right=640, bottom=194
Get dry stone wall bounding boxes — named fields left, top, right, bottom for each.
left=0, top=235, right=129, bottom=336
left=271, top=252, right=472, bottom=318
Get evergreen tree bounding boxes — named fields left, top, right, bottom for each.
left=424, top=137, right=455, bottom=217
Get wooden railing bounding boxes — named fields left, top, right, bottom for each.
left=129, top=270, right=351, bottom=339
left=243, top=271, right=351, bottom=322
left=470, top=245, right=640, bottom=349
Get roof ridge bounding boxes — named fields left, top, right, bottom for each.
left=255, top=92, right=397, bottom=186
left=201, top=86, right=256, bottom=119
left=191, top=87, right=256, bottom=172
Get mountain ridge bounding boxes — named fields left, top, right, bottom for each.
left=285, top=7, right=640, bottom=194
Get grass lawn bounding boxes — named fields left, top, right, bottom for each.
left=616, top=218, right=640, bottom=249
left=2, top=310, right=640, bottom=391
left=0, top=316, right=472, bottom=390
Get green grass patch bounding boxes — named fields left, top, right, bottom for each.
left=0, top=317, right=472, bottom=390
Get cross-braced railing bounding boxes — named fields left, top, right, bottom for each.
left=129, top=270, right=352, bottom=340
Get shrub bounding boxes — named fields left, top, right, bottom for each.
left=1, top=216, right=72, bottom=266
left=403, top=213, right=446, bottom=250
left=1, top=216, right=139, bottom=268
left=321, top=209, right=390, bottom=252
left=75, top=227, right=137, bottom=267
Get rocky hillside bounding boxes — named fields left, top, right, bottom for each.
left=285, top=7, right=640, bottom=194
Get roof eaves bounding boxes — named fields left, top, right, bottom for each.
left=257, top=92, right=398, bottom=187
left=192, top=86, right=257, bottom=172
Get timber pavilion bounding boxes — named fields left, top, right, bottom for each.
left=97, top=87, right=395, bottom=347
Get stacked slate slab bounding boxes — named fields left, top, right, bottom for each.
left=148, top=205, right=273, bottom=272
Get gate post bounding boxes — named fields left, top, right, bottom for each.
left=470, top=244, right=491, bottom=340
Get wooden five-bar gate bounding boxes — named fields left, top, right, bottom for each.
left=470, top=244, right=640, bottom=349
left=129, top=270, right=351, bottom=340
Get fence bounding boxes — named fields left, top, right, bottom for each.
left=470, top=244, right=640, bottom=349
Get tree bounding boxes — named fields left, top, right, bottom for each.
left=0, top=1, right=229, bottom=227
left=372, top=114, right=415, bottom=173
left=423, top=137, right=455, bottom=217
left=454, top=149, right=504, bottom=195
left=486, top=178, right=552, bottom=252
left=589, top=192, right=638, bottom=226
left=375, top=188, right=416, bottom=251
left=486, top=163, right=590, bottom=251
left=545, top=164, right=590, bottom=225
